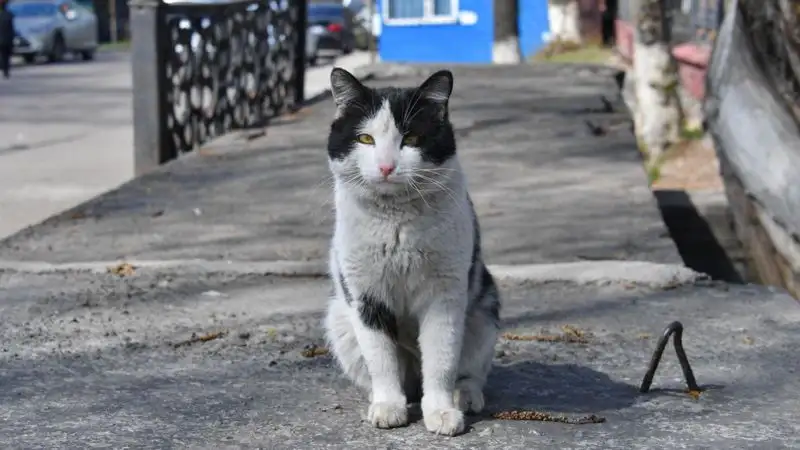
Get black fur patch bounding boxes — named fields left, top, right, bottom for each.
left=358, top=294, right=398, bottom=339
left=467, top=197, right=481, bottom=285
left=327, top=79, right=456, bottom=165
left=477, top=266, right=493, bottom=298
left=486, top=295, right=501, bottom=323
left=478, top=266, right=501, bottom=324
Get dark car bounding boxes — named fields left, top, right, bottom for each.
left=306, top=2, right=356, bottom=66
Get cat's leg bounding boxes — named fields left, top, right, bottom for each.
left=349, top=292, right=408, bottom=429
left=326, top=257, right=371, bottom=391
left=455, top=265, right=501, bottom=414
left=326, top=266, right=407, bottom=428
left=417, top=284, right=468, bottom=436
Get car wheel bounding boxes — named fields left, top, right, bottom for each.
left=307, top=54, right=317, bottom=67
left=23, top=54, right=36, bottom=64
left=48, top=33, right=66, bottom=63
left=80, top=50, right=95, bottom=61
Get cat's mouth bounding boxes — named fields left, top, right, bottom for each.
left=371, top=177, right=405, bottom=189
left=366, top=175, right=410, bottom=195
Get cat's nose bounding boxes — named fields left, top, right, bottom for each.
left=379, top=164, right=395, bottom=178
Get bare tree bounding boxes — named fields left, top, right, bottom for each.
left=548, top=0, right=582, bottom=43
left=629, top=0, right=683, bottom=162
left=493, top=0, right=522, bottom=63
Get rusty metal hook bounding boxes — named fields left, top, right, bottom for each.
left=640, top=321, right=701, bottom=393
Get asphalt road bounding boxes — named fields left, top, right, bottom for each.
left=0, top=52, right=135, bottom=239
left=0, top=50, right=371, bottom=240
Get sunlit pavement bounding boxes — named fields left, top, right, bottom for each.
left=0, top=50, right=371, bottom=239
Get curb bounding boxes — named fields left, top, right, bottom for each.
left=0, top=259, right=707, bottom=289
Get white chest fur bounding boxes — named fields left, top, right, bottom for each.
left=332, top=180, right=473, bottom=315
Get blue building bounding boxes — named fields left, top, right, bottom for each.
left=377, top=0, right=550, bottom=64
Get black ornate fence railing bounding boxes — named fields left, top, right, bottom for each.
left=130, top=0, right=307, bottom=175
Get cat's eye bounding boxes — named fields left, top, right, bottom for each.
left=356, top=134, right=375, bottom=145
left=402, top=134, right=419, bottom=146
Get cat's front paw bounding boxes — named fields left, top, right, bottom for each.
left=422, top=407, right=465, bottom=436
left=368, top=402, right=408, bottom=429
left=454, top=381, right=485, bottom=414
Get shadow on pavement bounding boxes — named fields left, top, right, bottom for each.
left=487, top=360, right=637, bottom=414
left=654, top=189, right=744, bottom=283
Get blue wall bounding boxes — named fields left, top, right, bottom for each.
left=378, top=0, right=494, bottom=64
left=518, top=0, right=551, bottom=59
left=378, top=1, right=550, bottom=64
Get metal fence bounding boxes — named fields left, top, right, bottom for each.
left=618, top=0, right=725, bottom=45
left=130, top=0, right=307, bottom=175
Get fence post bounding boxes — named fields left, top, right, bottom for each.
left=716, top=0, right=725, bottom=26
left=129, top=0, right=169, bottom=176
left=293, top=0, right=307, bottom=107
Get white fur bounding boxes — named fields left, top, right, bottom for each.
left=325, top=96, right=499, bottom=437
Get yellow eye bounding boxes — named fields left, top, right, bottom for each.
left=356, top=134, right=375, bottom=145
left=402, top=134, right=419, bottom=146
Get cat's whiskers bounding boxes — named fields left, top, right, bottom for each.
left=306, top=174, right=340, bottom=212
left=407, top=176, right=440, bottom=213
left=310, top=174, right=336, bottom=196
left=402, top=89, right=423, bottom=127
left=404, top=106, right=426, bottom=127
left=414, top=167, right=458, bottom=181
left=411, top=172, right=468, bottom=217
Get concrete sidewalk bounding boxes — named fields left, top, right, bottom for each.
left=0, top=64, right=676, bottom=266
left=1, top=64, right=799, bottom=449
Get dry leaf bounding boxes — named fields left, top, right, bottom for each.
left=686, top=389, right=702, bottom=400
left=561, top=325, right=587, bottom=338
left=502, top=332, right=589, bottom=344
left=493, top=409, right=605, bottom=424
left=107, top=262, right=135, bottom=277
left=173, top=330, right=227, bottom=348
left=301, top=344, right=329, bottom=358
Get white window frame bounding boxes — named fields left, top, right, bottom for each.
left=382, top=0, right=460, bottom=26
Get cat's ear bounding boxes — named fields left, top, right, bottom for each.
left=417, top=70, right=453, bottom=105
left=330, top=67, right=368, bottom=113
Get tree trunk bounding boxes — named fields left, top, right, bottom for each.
left=548, top=0, right=582, bottom=43
left=493, top=0, right=522, bottom=64
left=630, top=0, right=683, bottom=162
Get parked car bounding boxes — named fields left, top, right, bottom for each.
left=306, top=2, right=356, bottom=66
left=9, top=0, right=98, bottom=63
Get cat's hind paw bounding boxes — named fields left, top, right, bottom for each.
left=368, top=402, right=408, bottom=429
left=423, top=407, right=465, bottom=436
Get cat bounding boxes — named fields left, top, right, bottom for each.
left=323, top=67, right=501, bottom=436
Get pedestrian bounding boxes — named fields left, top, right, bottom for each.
left=0, top=0, right=14, bottom=79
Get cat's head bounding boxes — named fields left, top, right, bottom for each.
left=326, top=68, right=456, bottom=197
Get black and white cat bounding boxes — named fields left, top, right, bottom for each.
left=323, top=68, right=500, bottom=436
